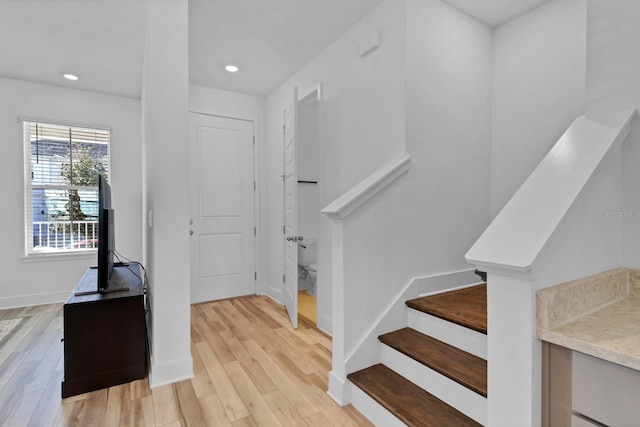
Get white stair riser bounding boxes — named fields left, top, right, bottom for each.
left=408, top=308, right=487, bottom=360
left=348, top=381, right=407, bottom=427
left=381, top=344, right=487, bottom=426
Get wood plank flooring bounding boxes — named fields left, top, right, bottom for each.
left=297, top=291, right=316, bottom=325
left=0, top=295, right=372, bottom=427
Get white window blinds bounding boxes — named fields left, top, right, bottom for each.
left=24, top=121, right=110, bottom=254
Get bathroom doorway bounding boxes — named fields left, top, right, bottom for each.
left=296, top=88, right=320, bottom=325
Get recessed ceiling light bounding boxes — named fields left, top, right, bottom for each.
left=225, top=65, right=239, bottom=73
left=62, top=73, right=79, bottom=81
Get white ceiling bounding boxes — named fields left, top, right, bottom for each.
left=0, top=0, right=148, bottom=99
left=189, top=0, right=384, bottom=97
left=0, top=0, right=552, bottom=99
left=441, top=0, right=551, bottom=27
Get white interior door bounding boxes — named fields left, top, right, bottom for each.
left=283, top=88, right=299, bottom=329
left=189, top=113, right=256, bottom=304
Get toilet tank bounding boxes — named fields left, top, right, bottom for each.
left=298, top=239, right=317, bottom=266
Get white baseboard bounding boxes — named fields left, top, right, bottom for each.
left=417, top=281, right=484, bottom=297
left=327, top=370, right=350, bottom=406
left=149, top=354, right=194, bottom=388
left=0, top=290, right=70, bottom=309
left=264, top=283, right=283, bottom=304
left=317, top=314, right=332, bottom=336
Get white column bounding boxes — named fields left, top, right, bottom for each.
left=142, top=0, right=193, bottom=387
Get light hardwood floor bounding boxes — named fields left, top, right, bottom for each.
left=0, top=296, right=372, bottom=426
left=297, top=291, right=316, bottom=325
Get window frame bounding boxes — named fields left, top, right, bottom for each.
left=22, top=118, right=112, bottom=257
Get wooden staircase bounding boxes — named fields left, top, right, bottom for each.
left=348, top=284, right=487, bottom=426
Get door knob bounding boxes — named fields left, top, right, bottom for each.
left=297, top=236, right=304, bottom=241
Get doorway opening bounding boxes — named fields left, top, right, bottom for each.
left=296, top=89, right=320, bottom=325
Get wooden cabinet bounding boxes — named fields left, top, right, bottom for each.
left=543, top=342, right=640, bottom=427
left=572, top=351, right=640, bottom=426
left=62, top=264, right=147, bottom=398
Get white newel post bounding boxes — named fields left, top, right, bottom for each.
left=484, top=270, right=540, bottom=426
left=326, top=217, right=349, bottom=405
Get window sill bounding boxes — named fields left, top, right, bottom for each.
left=21, top=250, right=97, bottom=263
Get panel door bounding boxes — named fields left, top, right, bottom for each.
left=189, top=113, right=255, bottom=303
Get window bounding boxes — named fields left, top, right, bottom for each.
left=23, top=121, right=110, bottom=255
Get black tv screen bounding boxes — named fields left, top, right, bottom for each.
left=97, top=175, right=114, bottom=292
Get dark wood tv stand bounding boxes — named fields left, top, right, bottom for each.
left=62, top=264, right=148, bottom=398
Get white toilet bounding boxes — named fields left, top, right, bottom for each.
left=298, top=239, right=317, bottom=296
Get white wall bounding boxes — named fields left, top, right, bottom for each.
left=340, top=0, right=492, bottom=355
left=0, top=77, right=142, bottom=308
left=585, top=0, right=640, bottom=267
left=585, top=1, right=640, bottom=116
left=265, top=0, right=408, bottom=333
left=491, top=0, right=587, bottom=217
left=189, top=85, right=267, bottom=293
left=142, top=0, right=192, bottom=387
left=190, top=86, right=266, bottom=122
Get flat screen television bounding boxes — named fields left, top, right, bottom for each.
left=97, top=174, right=115, bottom=293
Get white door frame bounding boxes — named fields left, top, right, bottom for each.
left=188, top=111, right=261, bottom=301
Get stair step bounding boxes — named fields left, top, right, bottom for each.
left=348, top=364, right=482, bottom=427
left=406, top=284, right=487, bottom=334
left=408, top=308, right=487, bottom=360
left=379, top=327, right=487, bottom=397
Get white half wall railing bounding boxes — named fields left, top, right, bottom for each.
left=321, top=155, right=410, bottom=405
left=466, top=109, right=636, bottom=426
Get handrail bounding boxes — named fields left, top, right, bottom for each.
left=321, top=155, right=411, bottom=220
left=466, top=109, right=636, bottom=272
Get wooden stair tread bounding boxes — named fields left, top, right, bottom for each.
left=406, top=284, right=487, bottom=334
left=379, top=327, right=487, bottom=397
left=348, top=364, right=482, bottom=427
